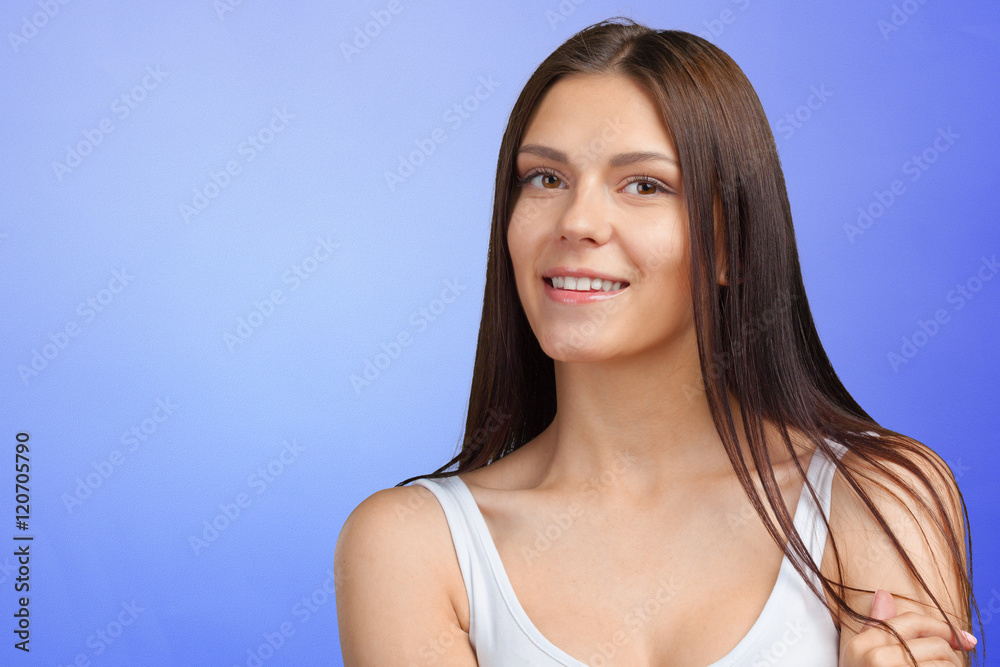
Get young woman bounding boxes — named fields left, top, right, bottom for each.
left=335, top=18, right=980, bottom=666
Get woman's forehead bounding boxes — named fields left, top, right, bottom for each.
left=519, top=74, right=677, bottom=160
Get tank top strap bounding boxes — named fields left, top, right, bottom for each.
left=411, top=476, right=496, bottom=648
left=792, top=438, right=849, bottom=584
left=409, top=476, right=479, bottom=617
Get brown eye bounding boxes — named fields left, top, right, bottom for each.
left=517, top=168, right=566, bottom=190
left=623, top=174, right=671, bottom=196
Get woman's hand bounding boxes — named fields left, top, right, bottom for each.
left=840, top=589, right=977, bottom=666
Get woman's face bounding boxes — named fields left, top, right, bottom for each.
left=508, top=73, right=695, bottom=362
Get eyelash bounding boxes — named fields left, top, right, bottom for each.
left=516, top=167, right=672, bottom=195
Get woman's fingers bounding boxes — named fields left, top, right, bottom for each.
left=843, top=595, right=977, bottom=667
left=863, top=610, right=977, bottom=652
left=865, top=635, right=966, bottom=666
left=866, top=588, right=897, bottom=624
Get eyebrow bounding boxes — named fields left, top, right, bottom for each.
left=516, top=144, right=678, bottom=167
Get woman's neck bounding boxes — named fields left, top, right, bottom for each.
left=522, top=353, right=811, bottom=503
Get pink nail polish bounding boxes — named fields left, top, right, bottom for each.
left=961, top=630, right=978, bottom=646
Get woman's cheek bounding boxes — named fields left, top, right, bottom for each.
left=642, top=231, right=688, bottom=276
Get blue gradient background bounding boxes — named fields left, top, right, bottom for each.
left=1, top=1, right=997, bottom=665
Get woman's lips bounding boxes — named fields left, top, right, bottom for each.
left=543, top=277, right=629, bottom=303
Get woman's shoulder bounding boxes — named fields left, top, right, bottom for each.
left=336, top=482, right=459, bottom=566
left=824, top=432, right=969, bottom=634
left=334, top=482, right=472, bottom=629
left=828, top=432, right=964, bottom=528
left=334, top=483, right=477, bottom=660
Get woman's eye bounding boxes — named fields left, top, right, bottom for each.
left=522, top=170, right=564, bottom=189
left=622, top=177, right=668, bottom=196
left=518, top=170, right=669, bottom=196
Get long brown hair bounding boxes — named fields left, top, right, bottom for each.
left=396, top=17, right=981, bottom=665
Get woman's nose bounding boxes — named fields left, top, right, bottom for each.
left=555, top=173, right=613, bottom=245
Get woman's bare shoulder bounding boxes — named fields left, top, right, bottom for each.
left=828, top=435, right=964, bottom=529
left=824, top=435, right=969, bottom=634
left=334, top=484, right=475, bottom=662
left=335, top=483, right=461, bottom=582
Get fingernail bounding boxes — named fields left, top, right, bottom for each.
left=961, top=630, right=977, bottom=646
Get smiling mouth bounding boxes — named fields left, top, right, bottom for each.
left=543, top=276, right=630, bottom=292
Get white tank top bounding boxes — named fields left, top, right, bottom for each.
left=410, top=438, right=848, bottom=666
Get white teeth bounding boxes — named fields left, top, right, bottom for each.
left=548, top=275, right=626, bottom=292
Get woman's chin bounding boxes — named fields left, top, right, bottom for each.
left=541, top=338, right=620, bottom=363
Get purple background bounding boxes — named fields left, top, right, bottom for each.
left=1, top=1, right=996, bottom=664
